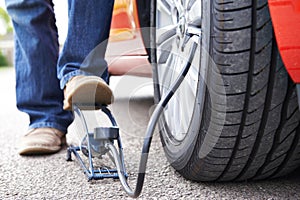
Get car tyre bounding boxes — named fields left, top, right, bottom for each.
left=151, top=0, right=300, bottom=181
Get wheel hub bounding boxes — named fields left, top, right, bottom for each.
left=178, top=16, right=186, bottom=36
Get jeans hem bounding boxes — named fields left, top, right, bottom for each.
left=28, top=122, right=69, bottom=134
left=60, top=70, right=95, bottom=89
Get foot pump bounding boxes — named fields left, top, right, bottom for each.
left=67, top=42, right=197, bottom=198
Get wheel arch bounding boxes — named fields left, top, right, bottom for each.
left=269, top=0, right=300, bottom=82
left=136, top=0, right=152, bottom=59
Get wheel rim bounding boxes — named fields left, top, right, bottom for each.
left=156, top=0, right=202, bottom=141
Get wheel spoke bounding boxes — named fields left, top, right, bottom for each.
left=157, top=0, right=173, bottom=15
left=181, top=88, right=192, bottom=132
left=187, top=0, right=201, bottom=26
left=185, top=0, right=197, bottom=10
left=157, top=25, right=177, bottom=63
left=173, top=94, right=180, bottom=132
left=160, top=52, right=177, bottom=93
left=185, top=65, right=199, bottom=97
left=173, top=0, right=184, bottom=15
left=157, top=25, right=177, bottom=46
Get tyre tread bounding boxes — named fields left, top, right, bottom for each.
left=177, top=0, right=300, bottom=181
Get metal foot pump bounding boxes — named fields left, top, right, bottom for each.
left=66, top=42, right=197, bottom=198
left=67, top=105, right=127, bottom=180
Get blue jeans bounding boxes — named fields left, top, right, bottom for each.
left=5, top=0, right=114, bottom=133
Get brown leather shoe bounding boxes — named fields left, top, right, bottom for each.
left=18, top=128, right=66, bottom=155
left=63, top=75, right=114, bottom=110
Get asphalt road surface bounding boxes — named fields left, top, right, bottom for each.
left=0, top=67, right=299, bottom=199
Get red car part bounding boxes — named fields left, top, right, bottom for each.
left=269, top=0, right=300, bottom=83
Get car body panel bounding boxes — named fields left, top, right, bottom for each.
left=269, top=0, right=300, bottom=82
left=106, top=0, right=152, bottom=77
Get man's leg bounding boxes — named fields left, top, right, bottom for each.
left=6, top=0, right=73, bottom=154
left=57, top=0, right=115, bottom=110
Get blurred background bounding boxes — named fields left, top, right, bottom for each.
left=0, top=0, right=68, bottom=67
left=0, top=0, right=13, bottom=67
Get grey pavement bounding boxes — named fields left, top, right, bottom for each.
left=0, top=67, right=300, bottom=199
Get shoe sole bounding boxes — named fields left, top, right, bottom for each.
left=64, top=77, right=113, bottom=110
left=18, top=136, right=66, bottom=155
left=18, top=146, right=61, bottom=155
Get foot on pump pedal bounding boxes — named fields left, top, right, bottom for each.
left=63, top=75, right=114, bottom=110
